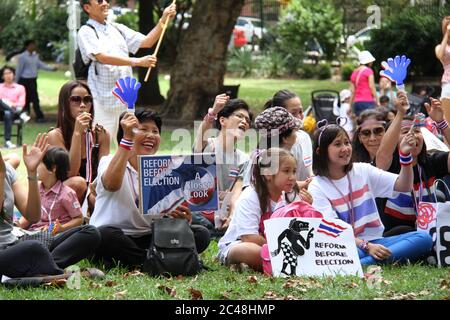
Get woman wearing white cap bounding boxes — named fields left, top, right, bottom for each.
left=349, top=50, right=379, bottom=116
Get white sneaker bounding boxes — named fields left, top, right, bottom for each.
left=20, top=113, right=31, bottom=123
left=5, top=141, right=16, bottom=149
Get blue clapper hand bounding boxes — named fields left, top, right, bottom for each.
left=379, top=55, right=411, bottom=91
left=112, top=76, right=141, bottom=111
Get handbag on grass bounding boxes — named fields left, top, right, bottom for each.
left=12, top=226, right=55, bottom=249
left=142, top=217, right=202, bottom=276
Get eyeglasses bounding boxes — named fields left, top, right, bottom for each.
left=69, top=95, right=93, bottom=105
left=232, top=112, right=251, bottom=124
left=359, top=127, right=385, bottom=138
left=96, top=0, right=110, bottom=4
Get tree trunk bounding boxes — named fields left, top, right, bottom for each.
left=136, top=0, right=165, bottom=107
left=164, top=0, right=245, bottom=122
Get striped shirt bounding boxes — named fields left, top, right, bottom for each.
left=383, top=151, right=449, bottom=222
left=309, top=163, right=398, bottom=240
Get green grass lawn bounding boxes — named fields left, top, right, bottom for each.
left=1, top=70, right=448, bottom=300
left=36, top=70, right=348, bottom=115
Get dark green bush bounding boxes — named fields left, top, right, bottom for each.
left=317, top=62, right=332, bottom=80
left=341, top=62, right=357, bottom=81
left=0, top=6, right=68, bottom=62
left=366, top=6, right=446, bottom=78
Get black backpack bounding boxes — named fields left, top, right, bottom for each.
left=73, top=24, right=98, bottom=80
left=142, top=218, right=202, bottom=277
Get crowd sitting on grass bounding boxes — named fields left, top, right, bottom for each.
left=1, top=14, right=450, bottom=286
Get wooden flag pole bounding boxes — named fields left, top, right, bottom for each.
left=144, top=0, right=176, bottom=82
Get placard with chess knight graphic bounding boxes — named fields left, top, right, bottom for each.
left=138, top=154, right=218, bottom=216
left=265, top=217, right=363, bottom=277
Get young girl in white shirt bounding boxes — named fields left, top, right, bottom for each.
left=218, top=148, right=316, bottom=271
left=308, top=121, right=433, bottom=265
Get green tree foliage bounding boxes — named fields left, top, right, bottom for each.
left=0, top=4, right=67, bottom=61
left=276, top=0, right=342, bottom=74
left=366, top=5, right=446, bottom=78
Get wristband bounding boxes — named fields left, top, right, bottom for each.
left=130, top=58, right=138, bottom=68
left=435, top=119, right=449, bottom=131
left=359, top=240, right=369, bottom=252
left=119, top=138, right=134, bottom=151
left=399, top=150, right=413, bottom=166
left=27, top=175, right=38, bottom=181
left=204, top=108, right=217, bottom=123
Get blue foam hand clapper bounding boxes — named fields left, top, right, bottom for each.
left=112, top=76, right=141, bottom=110
left=380, top=55, right=411, bottom=90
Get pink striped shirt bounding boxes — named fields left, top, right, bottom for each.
left=0, top=83, right=26, bottom=108
left=30, top=181, right=82, bottom=230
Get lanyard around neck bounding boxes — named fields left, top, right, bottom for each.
left=326, top=174, right=355, bottom=227
left=41, top=183, right=63, bottom=225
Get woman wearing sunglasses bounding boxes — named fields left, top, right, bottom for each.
left=47, top=81, right=110, bottom=204
left=352, top=109, right=388, bottom=164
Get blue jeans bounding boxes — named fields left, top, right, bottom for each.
left=353, top=101, right=376, bottom=116
left=358, top=231, right=433, bottom=266
left=0, top=99, right=21, bottom=141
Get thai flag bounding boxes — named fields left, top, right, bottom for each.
left=303, top=156, right=312, bottom=167
left=317, top=219, right=347, bottom=238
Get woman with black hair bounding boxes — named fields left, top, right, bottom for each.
left=352, top=109, right=388, bottom=164
left=264, top=89, right=313, bottom=181
left=193, top=94, right=252, bottom=233
left=47, top=80, right=110, bottom=204
left=376, top=92, right=450, bottom=236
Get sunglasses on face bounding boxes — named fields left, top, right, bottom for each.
left=359, top=127, right=385, bottom=138
left=69, top=95, right=93, bottom=105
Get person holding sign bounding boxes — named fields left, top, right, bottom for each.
left=308, top=120, right=432, bottom=266
left=77, top=0, right=176, bottom=144
left=376, top=95, right=450, bottom=236
left=218, top=148, right=318, bottom=271
left=193, top=95, right=251, bottom=234
left=89, top=109, right=210, bottom=270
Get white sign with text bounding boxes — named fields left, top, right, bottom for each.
left=265, top=218, right=363, bottom=277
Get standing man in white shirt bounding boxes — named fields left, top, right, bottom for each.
left=16, top=40, right=57, bottom=123
left=77, top=0, right=176, bottom=145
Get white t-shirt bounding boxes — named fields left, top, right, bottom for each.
left=291, top=130, right=313, bottom=181
left=89, top=155, right=153, bottom=236
left=217, top=186, right=276, bottom=261
left=308, top=162, right=398, bottom=241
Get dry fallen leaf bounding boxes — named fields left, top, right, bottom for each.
left=113, top=290, right=128, bottom=299
left=44, top=279, right=67, bottom=288
left=123, top=270, right=145, bottom=278
left=345, top=282, right=359, bottom=289
left=262, top=291, right=278, bottom=300
left=188, top=287, right=203, bottom=300
left=89, top=282, right=102, bottom=289
left=283, top=295, right=299, bottom=300
left=440, top=279, right=449, bottom=290
left=220, top=291, right=231, bottom=300
left=156, top=284, right=177, bottom=297
left=105, top=280, right=118, bottom=287
left=247, top=275, right=258, bottom=284
left=176, top=275, right=185, bottom=281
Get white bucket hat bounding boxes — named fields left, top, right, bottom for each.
left=358, top=50, right=376, bottom=65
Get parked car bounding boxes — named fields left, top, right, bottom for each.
left=235, top=16, right=267, bottom=44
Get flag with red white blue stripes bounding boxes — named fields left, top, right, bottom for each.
left=317, top=219, right=347, bottom=238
